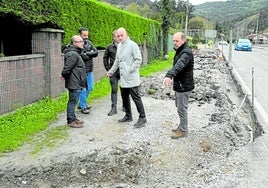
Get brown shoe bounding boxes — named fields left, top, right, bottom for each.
left=75, top=119, right=84, bottom=124
left=171, top=130, right=187, bottom=139
left=68, top=121, right=83, bottom=128
left=171, top=128, right=179, bottom=132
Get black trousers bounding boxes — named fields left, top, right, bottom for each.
left=121, top=86, right=146, bottom=119
left=109, top=73, right=120, bottom=107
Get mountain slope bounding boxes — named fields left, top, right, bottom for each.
left=193, top=0, right=268, bottom=32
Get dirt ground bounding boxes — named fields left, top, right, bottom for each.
left=0, top=49, right=259, bottom=188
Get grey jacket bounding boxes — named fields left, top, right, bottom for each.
left=108, top=37, right=142, bottom=88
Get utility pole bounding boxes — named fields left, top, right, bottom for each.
left=184, top=0, right=189, bottom=37
left=242, top=14, right=245, bottom=38
left=255, top=12, right=259, bottom=44
left=228, top=29, right=232, bottom=62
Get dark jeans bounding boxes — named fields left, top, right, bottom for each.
left=121, top=86, right=145, bottom=119
left=109, top=74, right=120, bottom=107
left=67, top=89, right=82, bottom=124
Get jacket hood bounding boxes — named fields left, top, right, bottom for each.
left=63, top=45, right=82, bottom=54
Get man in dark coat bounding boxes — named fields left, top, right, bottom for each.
left=163, top=32, right=195, bottom=139
left=77, top=27, right=98, bottom=114
left=61, top=35, right=87, bottom=128
left=103, top=30, right=123, bottom=116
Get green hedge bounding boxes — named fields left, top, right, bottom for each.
left=0, top=0, right=61, bottom=25
left=0, top=0, right=161, bottom=50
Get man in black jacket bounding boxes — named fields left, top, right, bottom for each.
left=61, top=35, right=87, bottom=128
left=103, top=30, right=123, bottom=116
left=163, top=32, right=194, bottom=139
left=77, top=27, right=98, bottom=114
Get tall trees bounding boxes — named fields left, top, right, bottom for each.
left=161, top=0, right=171, bottom=56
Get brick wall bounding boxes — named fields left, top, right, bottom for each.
left=0, top=55, right=45, bottom=113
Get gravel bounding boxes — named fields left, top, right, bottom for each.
left=0, top=49, right=258, bottom=188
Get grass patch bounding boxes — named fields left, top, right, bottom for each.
left=140, top=53, right=173, bottom=77
left=0, top=95, right=67, bottom=153
left=0, top=53, right=174, bottom=155
left=0, top=78, right=111, bottom=154
left=30, top=125, right=69, bottom=155
left=87, top=77, right=111, bottom=103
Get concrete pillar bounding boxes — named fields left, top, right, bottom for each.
left=32, top=28, right=65, bottom=97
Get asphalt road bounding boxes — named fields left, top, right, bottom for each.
left=222, top=44, right=268, bottom=127
left=221, top=44, right=268, bottom=188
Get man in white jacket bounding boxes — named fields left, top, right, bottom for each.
left=107, top=27, right=146, bottom=128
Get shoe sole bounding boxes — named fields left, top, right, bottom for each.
left=108, top=112, right=117, bottom=116
left=68, top=123, right=83, bottom=128
left=69, top=125, right=83, bottom=128
left=134, top=123, right=145, bottom=128
left=81, top=111, right=90, bottom=114
left=118, top=119, right=133, bottom=122
left=171, top=134, right=187, bottom=139
left=78, top=106, right=92, bottom=110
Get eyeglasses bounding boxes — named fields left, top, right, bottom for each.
left=74, top=41, right=84, bottom=43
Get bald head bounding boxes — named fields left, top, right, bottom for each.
left=173, top=32, right=186, bottom=49
left=174, top=32, right=185, bottom=39
left=117, top=27, right=128, bottom=43
left=112, top=30, right=120, bottom=44
left=71, top=35, right=84, bottom=49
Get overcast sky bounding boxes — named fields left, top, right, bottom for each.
left=189, top=0, right=227, bottom=5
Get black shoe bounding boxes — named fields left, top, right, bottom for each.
left=81, top=108, right=90, bottom=114
left=108, top=107, right=117, bottom=116
left=78, top=105, right=91, bottom=110
left=134, top=118, right=147, bottom=128
left=118, top=116, right=133, bottom=122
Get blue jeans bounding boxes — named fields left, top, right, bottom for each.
left=67, top=89, right=82, bottom=124
left=79, top=72, right=94, bottom=109
left=175, top=91, right=191, bottom=132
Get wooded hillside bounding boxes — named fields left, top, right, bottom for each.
left=194, top=0, right=268, bottom=32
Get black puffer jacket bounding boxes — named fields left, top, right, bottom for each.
left=103, top=42, right=119, bottom=77
left=80, top=39, right=98, bottom=73
left=61, top=45, right=87, bottom=89
left=165, top=42, right=194, bottom=92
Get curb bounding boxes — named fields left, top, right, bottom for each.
left=229, top=62, right=268, bottom=129
left=223, top=53, right=268, bottom=136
